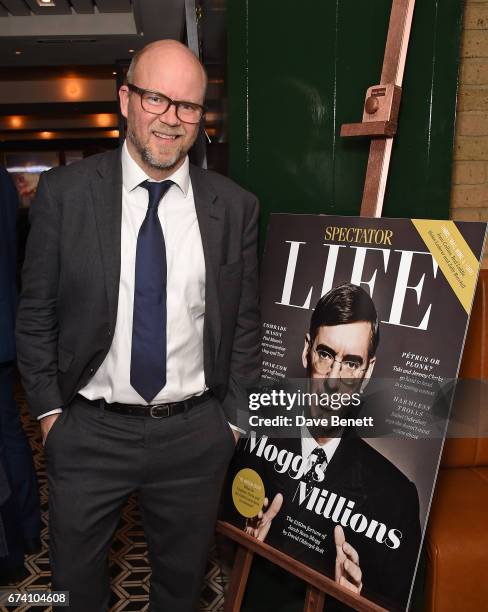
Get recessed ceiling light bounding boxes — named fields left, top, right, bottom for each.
left=112, top=71, right=117, bottom=75
left=96, top=114, right=113, bottom=128
left=15, top=50, right=22, bottom=55
left=37, top=0, right=56, bottom=6
left=128, top=49, right=135, bottom=53
left=9, top=116, right=23, bottom=128
left=65, top=79, right=82, bottom=100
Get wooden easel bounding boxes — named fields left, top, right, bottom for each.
left=217, top=522, right=388, bottom=612
left=218, top=0, right=416, bottom=610
left=341, top=0, right=416, bottom=218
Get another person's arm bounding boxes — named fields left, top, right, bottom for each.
left=16, top=172, right=64, bottom=421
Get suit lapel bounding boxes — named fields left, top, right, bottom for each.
left=324, top=429, right=368, bottom=509
left=90, top=149, right=123, bottom=327
left=190, top=164, right=224, bottom=376
left=88, top=156, right=224, bottom=376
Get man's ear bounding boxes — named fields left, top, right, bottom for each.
left=365, top=356, right=376, bottom=379
left=360, top=356, right=376, bottom=393
left=302, top=334, right=311, bottom=369
left=119, top=85, right=129, bottom=120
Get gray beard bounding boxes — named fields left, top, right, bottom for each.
left=128, top=128, right=182, bottom=171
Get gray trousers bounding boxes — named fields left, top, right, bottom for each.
left=44, top=394, right=235, bottom=612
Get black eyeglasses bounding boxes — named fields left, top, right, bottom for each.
left=127, top=83, right=205, bottom=124
left=308, top=340, right=368, bottom=379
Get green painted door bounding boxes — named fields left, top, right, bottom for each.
left=228, top=0, right=463, bottom=245
left=226, top=2, right=462, bottom=609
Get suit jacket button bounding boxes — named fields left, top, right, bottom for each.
left=89, top=368, right=95, bottom=375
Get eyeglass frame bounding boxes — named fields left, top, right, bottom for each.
left=307, top=340, right=369, bottom=378
left=126, top=83, right=206, bottom=124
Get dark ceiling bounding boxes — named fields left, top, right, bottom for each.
left=0, top=0, right=228, bottom=173
left=0, top=0, right=226, bottom=67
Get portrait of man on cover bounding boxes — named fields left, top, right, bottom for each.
left=229, top=283, right=421, bottom=612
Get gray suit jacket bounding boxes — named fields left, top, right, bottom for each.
left=16, top=148, right=261, bottom=422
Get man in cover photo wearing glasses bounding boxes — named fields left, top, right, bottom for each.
left=16, top=39, right=260, bottom=611
left=236, top=284, right=421, bottom=612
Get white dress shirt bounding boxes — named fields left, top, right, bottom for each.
left=41, top=142, right=222, bottom=418
left=80, top=143, right=207, bottom=405
left=300, top=425, right=342, bottom=472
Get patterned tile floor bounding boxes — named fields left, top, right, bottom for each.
left=5, top=387, right=229, bottom=612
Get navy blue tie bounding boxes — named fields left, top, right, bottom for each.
left=130, top=180, right=173, bottom=402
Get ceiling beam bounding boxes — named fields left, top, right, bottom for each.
left=70, top=0, right=94, bottom=14
left=96, top=0, right=131, bottom=13
left=0, top=12, right=137, bottom=35
left=24, top=0, right=71, bottom=15
left=2, top=0, right=30, bottom=17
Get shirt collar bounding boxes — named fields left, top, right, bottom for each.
left=122, top=140, right=190, bottom=197
left=300, top=425, right=342, bottom=463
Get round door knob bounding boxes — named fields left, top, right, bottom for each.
left=365, top=96, right=379, bottom=114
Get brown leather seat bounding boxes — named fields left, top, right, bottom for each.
left=425, top=269, right=488, bottom=611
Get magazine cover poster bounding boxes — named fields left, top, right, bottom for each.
left=223, top=214, right=487, bottom=611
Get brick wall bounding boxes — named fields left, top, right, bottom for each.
left=452, top=0, right=488, bottom=267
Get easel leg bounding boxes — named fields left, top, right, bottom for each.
left=360, top=138, right=393, bottom=217
left=224, top=545, right=255, bottom=612
left=304, top=586, right=325, bottom=612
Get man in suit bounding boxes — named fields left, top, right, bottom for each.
left=16, top=40, right=260, bottom=611
left=0, top=164, right=41, bottom=583
left=231, top=284, right=421, bottom=611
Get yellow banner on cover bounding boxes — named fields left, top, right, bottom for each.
left=412, top=220, right=478, bottom=314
